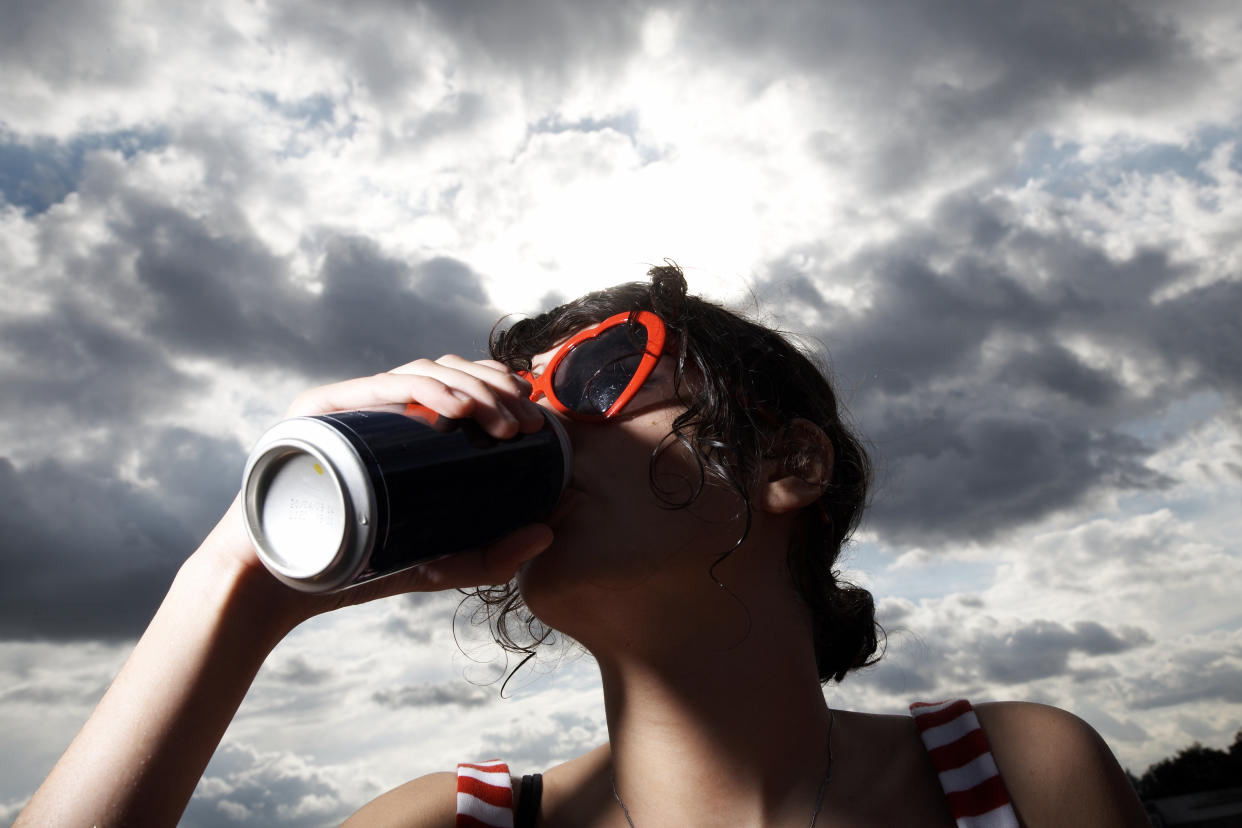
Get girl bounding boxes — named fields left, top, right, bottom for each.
left=16, top=265, right=1148, bottom=826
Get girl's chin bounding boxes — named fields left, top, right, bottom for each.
left=515, top=536, right=641, bottom=628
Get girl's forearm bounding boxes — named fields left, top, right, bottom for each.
left=15, top=538, right=293, bottom=827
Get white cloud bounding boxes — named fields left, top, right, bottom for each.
left=849, top=482, right=1242, bottom=769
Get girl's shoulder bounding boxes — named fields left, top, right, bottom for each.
left=973, top=701, right=1149, bottom=826
left=837, top=701, right=1148, bottom=826
left=339, top=745, right=613, bottom=828
left=341, top=770, right=459, bottom=828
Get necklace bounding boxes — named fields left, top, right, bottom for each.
left=609, top=707, right=836, bottom=827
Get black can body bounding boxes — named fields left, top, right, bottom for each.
left=242, top=408, right=571, bottom=592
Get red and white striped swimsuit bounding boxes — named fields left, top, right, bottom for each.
left=455, top=759, right=516, bottom=828
left=456, top=699, right=1017, bottom=827
left=909, top=699, right=1019, bottom=828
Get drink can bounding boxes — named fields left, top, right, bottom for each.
left=241, top=405, right=571, bottom=592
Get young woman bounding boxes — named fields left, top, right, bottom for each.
left=16, top=265, right=1148, bottom=826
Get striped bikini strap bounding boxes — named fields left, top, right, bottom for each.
left=456, top=759, right=515, bottom=828
left=909, top=700, right=1020, bottom=828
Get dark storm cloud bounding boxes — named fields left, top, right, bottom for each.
left=0, top=299, right=195, bottom=423
left=381, top=616, right=434, bottom=643
left=1, top=0, right=144, bottom=87
left=419, top=0, right=643, bottom=68
left=266, top=0, right=646, bottom=108
left=859, top=661, right=935, bottom=695
left=0, top=427, right=245, bottom=641
left=531, top=111, right=640, bottom=140
left=372, top=681, right=491, bottom=708
left=2, top=158, right=501, bottom=427
left=1128, top=643, right=1242, bottom=710
left=974, top=620, right=1151, bottom=685
left=0, top=458, right=186, bottom=642
left=136, top=427, right=251, bottom=519
left=264, top=5, right=428, bottom=105
left=1003, top=345, right=1125, bottom=408
left=862, top=617, right=1153, bottom=695
left=1154, top=277, right=1242, bottom=395
left=753, top=188, right=1242, bottom=544
left=691, top=0, right=1185, bottom=91
left=861, top=407, right=1169, bottom=542
left=1133, top=667, right=1242, bottom=709
left=265, top=655, right=334, bottom=686
left=383, top=591, right=459, bottom=643
left=0, top=159, right=504, bottom=641
left=110, top=188, right=497, bottom=376
left=681, top=0, right=1207, bottom=191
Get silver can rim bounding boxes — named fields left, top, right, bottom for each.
left=241, top=416, right=378, bottom=592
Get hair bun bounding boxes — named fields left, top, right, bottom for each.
left=648, top=260, right=689, bottom=322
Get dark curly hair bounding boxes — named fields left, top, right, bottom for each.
left=464, top=262, right=880, bottom=683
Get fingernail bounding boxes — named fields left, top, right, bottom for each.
left=451, top=390, right=472, bottom=403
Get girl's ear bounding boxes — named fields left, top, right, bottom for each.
left=757, top=419, right=834, bottom=515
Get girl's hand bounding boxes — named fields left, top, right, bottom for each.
left=286, top=355, right=547, bottom=436
left=204, top=356, right=555, bottom=633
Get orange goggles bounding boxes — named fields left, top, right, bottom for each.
left=521, top=311, right=668, bottom=422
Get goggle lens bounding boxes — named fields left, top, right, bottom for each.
left=521, top=310, right=667, bottom=422
left=552, top=322, right=649, bottom=415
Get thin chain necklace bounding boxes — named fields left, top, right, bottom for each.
left=609, top=707, right=836, bottom=827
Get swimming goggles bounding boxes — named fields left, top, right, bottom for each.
left=521, top=310, right=668, bottom=422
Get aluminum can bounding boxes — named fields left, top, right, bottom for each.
left=241, top=405, right=571, bottom=592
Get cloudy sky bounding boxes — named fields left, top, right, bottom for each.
left=3, top=0, right=1241, bottom=823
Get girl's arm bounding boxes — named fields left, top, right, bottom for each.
left=14, top=357, right=551, bottom=827
left=15, top=501, right=292, bottom=827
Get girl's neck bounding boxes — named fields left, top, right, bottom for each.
left=593, top=621, right=833, bottom=826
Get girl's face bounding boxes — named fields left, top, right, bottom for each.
left=516, top=337, right=749, bottom=644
